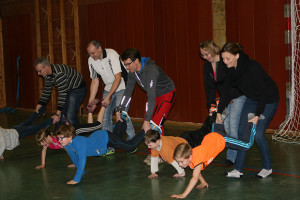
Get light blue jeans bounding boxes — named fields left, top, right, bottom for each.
left=224, top=95, right=247, bottom=163
left=102, top=89, right=135, bottom=140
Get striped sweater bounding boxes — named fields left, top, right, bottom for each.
left=38, top=64, right=85, bottom=111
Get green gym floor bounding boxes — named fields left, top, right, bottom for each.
left=0, top=109, right=300, bottom=200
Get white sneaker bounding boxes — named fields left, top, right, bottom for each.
left=226, top=169, right=243, bottom=178
left=257, top=169, right=272, bottom=178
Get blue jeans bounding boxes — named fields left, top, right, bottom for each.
left=234, top=98, right=279, bottom=171
left=107, top=121, right=145, bottom=152
left=13, top=106, right=53, bottom=138
left=102, top=89, right=135, bottom=140
left=224, top=95, right=247, bottom=162
left=61, top=85, right=87, bottom=126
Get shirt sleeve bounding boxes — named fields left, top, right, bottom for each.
left=144, top=67, right=159, bottom=122
left=72, top=141, right=88, bottom=183
left=151, top=156, right=159, bottom=173
left=170, top=160, right=185, bottom=174
left=88, top=57, right=99, bottom=80
left=119, top=73, right=136, bottom=111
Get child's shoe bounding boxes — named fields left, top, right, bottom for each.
left=257, top=169, right=272, bottom=178
left=103, top=147, right=115, bottom=156
left=226, top=169, right=243, bottom=178
left=150, top=120, right=162, bottom=134
left=121, top=111, right=131, bottom=123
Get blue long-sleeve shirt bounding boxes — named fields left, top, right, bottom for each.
left=64, top=130, right=108, bottom=183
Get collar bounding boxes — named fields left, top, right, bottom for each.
left=102, top=46, right=107, bottom=59
left=156, top=140, right=162, bottom=151
left=140, top=57, right=150, bottom=72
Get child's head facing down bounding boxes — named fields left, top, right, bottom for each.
left=173, top=143, right=193, bottom=168
left=54, top=124, right=76, bottom=147
left=36, top=128, right=53, bottom=147
left=144, top=129, right=161, bottom=149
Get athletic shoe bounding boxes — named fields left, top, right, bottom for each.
left=121, top=111, right=131, bottom=123
left=226, top=169, right=243, bottom=178
left=150, top=120, right=162, bottom=134
left=103, top=147, right=115, bottom=156
left=128, top=148, right=137, bottom=154
left=144, top=154, right=151, bottom=165
left=257, top=169, right=272, bottom=178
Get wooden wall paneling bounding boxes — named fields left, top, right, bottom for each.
left=18, top=15, right=35, bottom=109
left=74, top=0, right=82, bottom=72
left=60, top=0, right=67, bottom=64
left=187, top=0, right=205, bottom=122
left=238, top=1, right=255, bottom=57
left=173, top=0, right=191, bottom=122
left=35, top=0, right=44, bottom=98
left=143, top=0, right=155, bottom=59
left=132, top=0, right=147, bottom=118
left=268, top=0, right=286, bottom=127
left=225, top=0, right=239, bottom=42
left=0, top=18, right=7, bottom=108
left=47, top=0, right=57, bottom=112
left=163, top=0, right=179, bottom=121
left=253, top=0, right=269, bottom=70
left=197, top=0, right=214, bottom=123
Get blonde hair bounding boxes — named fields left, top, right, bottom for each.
left=36, top=128, right=52, bottom=143
left=54, top=124, right=76, bottom=138
left=199, top=40, right=220, bottom=57
left=173, top=143, right=192, bottom=160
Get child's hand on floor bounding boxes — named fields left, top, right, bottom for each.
left=35, top=164, right=45, bottom=169
left=67, top=180, right=78, bottom=185
left=0, top=156, right=4, bottom=160
left=173, top=172, right=185, bottom=178
left=68, top=164, right=75, bottom=168
left=148, top=173, right=158, bottom=179
left=196, top=182, right=208, bottom=189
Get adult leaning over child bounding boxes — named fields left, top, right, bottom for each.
left=221, top=42, right=279, bottom=178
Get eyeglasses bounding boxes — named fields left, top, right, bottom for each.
left=124, top=61, right=133, bottom=66
left=36, top=65, right=46, bottom=73
left=57, top=136, right=66, bottom=141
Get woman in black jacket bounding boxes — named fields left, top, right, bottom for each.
left=221, top=42, right=279, bottom=178
left=200, top=40, right=245, bottom=165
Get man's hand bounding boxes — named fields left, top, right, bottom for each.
left=102, top=96, right=111, bottom=108
left=148, top=173, right=158, bottom=179
left=67, top=180, right=78, bottom=185
left=51, top=114, right=60, bottom=124
left=142, top=121, right=151, bottom=133
left=35, top=104, right=42, bottom=113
